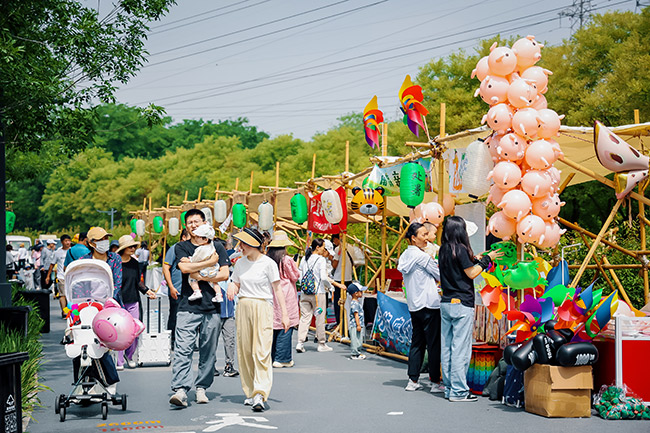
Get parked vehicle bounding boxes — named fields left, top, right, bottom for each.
left=38, top=234, right=61, bottom=249
left=6, top=235, right=32, bottom=262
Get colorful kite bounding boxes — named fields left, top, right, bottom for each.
left=363, top=96, right=384, bottom=149
left=398, top=75, right=429, bottom=136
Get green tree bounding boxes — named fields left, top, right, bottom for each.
left=1, top=0, right=174, bottom=179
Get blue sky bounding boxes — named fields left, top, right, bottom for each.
left=112, top=0, right=639, bottom=140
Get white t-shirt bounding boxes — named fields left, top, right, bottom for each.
left=231, top=255, right=280, bottom=303
left=54, top=248, right=68, bottom=279
left=333, top=245, right=354, bottom=282
left=135, top=248, right=150, bottom=264
left=298, top=254, right=332, bottom=294
left=18, top=247, right=28, bottom=260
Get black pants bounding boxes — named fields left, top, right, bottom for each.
left=167, top=295, right=178, bottom=342
left=332, top=281, right=352, bottom=326
left=73, top=352, right=120, bottom=386
left=408, top=307, right=441, bottom=383
left=40, top=270, right=52, bottom=290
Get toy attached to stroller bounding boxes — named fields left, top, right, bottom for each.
left=55, top=259, right=128, bottom=422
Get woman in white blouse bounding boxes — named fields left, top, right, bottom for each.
left=227, top=228, right=290, bottom=412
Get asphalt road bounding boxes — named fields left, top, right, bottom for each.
left=27, top=297, right=646, bottom=433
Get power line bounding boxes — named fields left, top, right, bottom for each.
left=150, top=0, right=254, bottom=30
left=559, top=0, right=595, bottom=31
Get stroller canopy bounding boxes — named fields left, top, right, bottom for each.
left=65, top=259, right=114, bottom=304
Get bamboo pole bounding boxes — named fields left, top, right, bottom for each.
left=197, top=187, right=202, bottom=202
left=311, top=153, right=317, bottom=179
left=437, top=103, right=446, bottom=243
left=249, top=171, right=254, bottom=194
left=184, top=191, right=188, bottom=202
left=577, top=233, right=616, bottom=293
left=380, top=124, right=388, bottom=292
left=570, top=199, right=623, bottom=288
left=215, top=183, right=220, bottom=200
left=274, top=161, right=280, bottom=226
left=142, top=197, right=147, bottom=211
left=558, top=173, right=575, bottom=194
left=148, top=197, right=153, bottom=247
left=381, top=123, right=388, bottom=157
left=635, top=109, right=640, bottom=124
left=640, top=182, right=650, bottom=304
left=367, top=225, right=409, bottom=290
left=568, top=264, right=643, bottom=269
left=365, top=222, right=369, bottom=284
left=601, top=256, right=636, bottom=307
left=235, top=178, right=239, bottom=191
left=558, top=217, right=638, bottom=259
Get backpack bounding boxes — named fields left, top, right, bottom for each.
left=299, top=257, right=318, bottom=295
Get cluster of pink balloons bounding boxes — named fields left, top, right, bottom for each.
left=473, top=36, right=566, bottom=249
left=409, top=193, right=456, bottom=227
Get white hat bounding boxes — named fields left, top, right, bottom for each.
left=46, top=239, right=57, bottom=245
left=193, top=224, right=215, bottom=240
left=324, top=239, right=335, bottom=256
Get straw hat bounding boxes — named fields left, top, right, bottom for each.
left=87, top=226, right=112, bottom=241
left=233, top=228, right=264, bottom=248
left=116, top=234, right=140, bottom=253
left=268, top=231, right=295, bottom=248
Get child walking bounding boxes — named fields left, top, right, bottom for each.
left=347, top=282, right=366, bottom=360
left=182, top=224, right=223, bottom=303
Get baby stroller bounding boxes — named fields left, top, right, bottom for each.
left=55, top=259, right=127, bottom=422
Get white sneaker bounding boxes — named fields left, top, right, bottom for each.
left=252, top=393, right=265, bottom=412
left=127, top=359, right=137, bottom=369
left=430, top=383, right=445, bottom=394
left=272, top=360, right=294, bottom=368
left=211, top=294, right=222, bottom=303
left=188, top=291, right=202, bottom=301
left=295, top=343, right=305, bottom=353
left=405, top=380, right=423, bottom=391
left=317, top=343, right=333, bottom=352
left=244, top=397, right=254, bottom=406
left=116, top=364, right=124, bottom=371
left=195, top=388, right=208, bottom=404
left=169, top=389, right=188, bottom=407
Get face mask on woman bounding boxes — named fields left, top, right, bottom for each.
left=94, top=240, right=110, bottom=254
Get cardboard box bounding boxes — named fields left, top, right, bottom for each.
left=524, top=364, right=593, bottom=418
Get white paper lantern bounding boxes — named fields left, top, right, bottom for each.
left=168, top=217, right=180, bottom=236
left=258, top=201, right=274, bottom=231
left=321, top=189, right=343, bottom=224
left=201, top=207, right=213, bottom=225
left=463, top=139, right=495, bottom=198
left=214, top=200, right=228, bottom=223
left=136, top=219, right=146, bottom=237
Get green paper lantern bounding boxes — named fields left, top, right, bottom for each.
left=290, top=193, right=308, bottom=224
left=5, top=211, right=15, bottom=233
left=153, top=216, right=164, bottom=233
left=400, top=162, right=425, bottom=208
left=232, top=203, right=247, bottom=228
left=181, top=211, right=187, bottom=228
left=129, top=218, right=137, bottom=233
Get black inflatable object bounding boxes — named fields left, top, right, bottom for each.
left=556, top=342, right=599, bottom=366
left=556, top=328, right=574, bottom=341
left=545, top=329, right=568, bottom=351
left=544, top=319, right=558, bottom=331
left=511, top=340, right=537, bottom=371
left=503, top=342, right=523, bottom=365
left=533, top=333, right=555, bottom=364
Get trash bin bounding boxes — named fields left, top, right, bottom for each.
left=17, top=290, right=50, bottom=333
left=0, top=352, right=29, bottom=433
left=0, top=307, right=30, bottom=338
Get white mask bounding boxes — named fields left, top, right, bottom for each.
left=94, top=240, right=110, bottom=254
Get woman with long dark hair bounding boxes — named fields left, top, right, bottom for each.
left=397, top=222, right=442, bottom=392
left=438, top=216, right=502, bottom=402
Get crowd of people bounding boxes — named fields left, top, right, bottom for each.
left=39, top=209, right=499, bottom=413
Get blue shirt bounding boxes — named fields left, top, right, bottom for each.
left=64, top=243, right=91, bottom=269
left=218, top=280, right=236, bottom=319
left=164, top=244, right=183, bottom=291
left=349, top=298, right=364, bottom=327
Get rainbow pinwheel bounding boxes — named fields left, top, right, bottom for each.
left=506, top=295, right=555, bottom=342
left=398, top=75, right=429, bottom=137
left=363, top=96, right=384, bottom=149
left=572, top=291, right=619, bottom=342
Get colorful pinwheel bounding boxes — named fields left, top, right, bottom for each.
left=506, top=295, right=555, bottom=342
left=572, top=291, right=619, bottom=342
left=363, top=96, right=384, bottom=149
left=398, top=75, right=429, bottom=137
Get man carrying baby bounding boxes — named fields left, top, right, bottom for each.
left=169, top=209, right=230, bottom=407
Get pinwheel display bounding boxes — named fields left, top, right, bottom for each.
left=505, top=295, right=555, bottom=342
left=572, top=291, right=619, bottom=342
left=398, top=75, right=429, bottom=136
left=363, top=95, right=384, bottom=149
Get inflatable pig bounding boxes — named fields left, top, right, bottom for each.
left=92, top=298, right=145, bottom=351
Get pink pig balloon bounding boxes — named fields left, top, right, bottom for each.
left=512, top=108, right=540, bottom=139
left=496, top=133, right=526, bottom=162
left=525, top=139, right=557, bottom=169
left=488, top=46, right=518, bottom=77
left=488, top=161, right=522, bottom=189
left=537, top=109, right=565, bottom=139
left=536, top=222, right=565, bottom=249
left=531, top=93, right=548, bottom=110
left=420, top=201, right=445, bottom=226
left=476, top=75, right=509, bottom=105
left=482, top=103, right=513, bottom=134
left=488, top=211, right=517, bottom=240
left=507, top=78, right=538, bottom=108
left=498, top=189, right=532, bottom=221
left=92, top=298, right=145, bottom=351
left=520, top=66, right=553, bottom=94
left=511, top=35, right=543, bottom=70
left=546, top=138, right=564, bottom=159
left=517, top=214, right=546, bottom=244
left=531, top=194, right=565, bottom=221
left=485, top=133, right=504, bottom=162
left=471, top=56, right=489, bottom=81
left=409, top=205, right=424, bottom=223
left=487, top=184, right=508, bottom=206
left=521, top=170, right=553, bottom=199
left=547, top=166, right=562, bottom=187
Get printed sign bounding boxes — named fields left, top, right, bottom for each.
left=371, top=292, right=412, bottom=357
left=365, top=158, right=433, bottom=196
left=307, top=187, right=347, bottom=234
left=445, top=148, right=469, bottom=194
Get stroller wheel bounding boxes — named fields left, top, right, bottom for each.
left=54, top=395, right=61, bottom=415
left=101, top=402, right=108, bottom=420
left=59, top=406, right=66, bottom=422
left=121, top=394, right=127, bottom=411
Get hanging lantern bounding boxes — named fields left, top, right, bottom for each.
left=201, top=207, right=213, bottom=225
left=463, top=140, right=494, bottom=198
left=258, top=201, right=274, bottom=231
left=129, top=218, right=137, bottom=233
left=321, top=189, right=343, bottom=224
left=232, top=203, right=247, bottom=228
left=168, top=217, right=180, bottom=236
left=214, top=200, right=228, bottom=223
left=136, top=219, right=146, bottom=237
left=5, top=210, right=15, bottom=233
left=153, top=216, right=164, bottom=234
left=290, top=193, right=308, bottom=224
left=350, top=186, right=385, bottom=215
left=181, top=211, right=187, bottom=228
left=400, top=162, right=426, bottom=208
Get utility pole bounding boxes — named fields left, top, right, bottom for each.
left=560, top=0, right=594, bottom=32
left=97, top=208, right=117, bottom=230
left=0, top=91, right=11, bottom=307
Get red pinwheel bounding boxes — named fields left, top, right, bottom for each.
left=363, top=96, right=384, bottom=149
left=506, top=294, right=554, bottom=342
left=398, top=75, right=429, bottom=137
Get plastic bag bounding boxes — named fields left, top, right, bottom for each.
left=593, top=384, right=650, bottom=420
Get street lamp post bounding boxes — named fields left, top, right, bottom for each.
left=97, top=208, right=117, bottom=230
